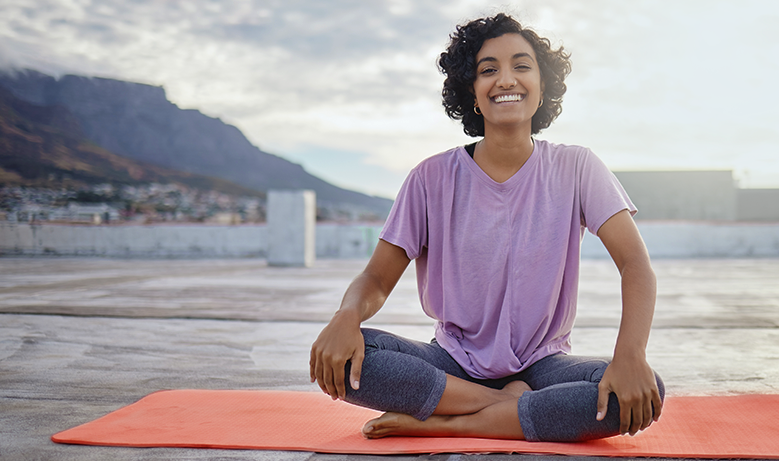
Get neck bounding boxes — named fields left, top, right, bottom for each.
left=477, top=123, right=535, bottom=168
left=472, top=126, right=535, bottom=184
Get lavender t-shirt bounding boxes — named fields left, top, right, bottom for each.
left=379, top=140, right=636, bottom=380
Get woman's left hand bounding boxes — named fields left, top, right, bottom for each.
left=595, top=210, right=663, bottom=436
left=596, top=352, right=663, bottom=436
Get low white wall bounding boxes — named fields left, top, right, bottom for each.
left=0, top=223, right=269, bottom=258
left=2, top=221, right=778, bottom=259
left=0, top=222, right=385, bottom=259
left=582, top=221, right=779, bottom=259
left=315, top=223, right=383, bottom=259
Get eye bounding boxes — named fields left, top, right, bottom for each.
left=479, top=67, right=496, bottom=75
left=515, top=64, right=531, bottom=71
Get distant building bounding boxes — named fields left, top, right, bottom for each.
left=15, top=205, right=50, bottom=223
left=49, top=203, right=121, bottom=224
left=737, top=189, right=779, bottom=221
left=614, top=171, right=779, bottom=222
left=207, top=212, right=242, bottom=225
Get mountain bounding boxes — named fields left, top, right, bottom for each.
left=0, top=69, right=393, bottom=218
left=0, top=85, right=263, bottom=196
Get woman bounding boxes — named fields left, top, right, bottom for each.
left=309, top=13, right=663, bottom=443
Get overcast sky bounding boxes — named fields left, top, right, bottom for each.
left=2, top=0, right=778, bottom=198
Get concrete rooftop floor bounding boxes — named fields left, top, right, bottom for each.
left=1, top=257, right=778, bottom=460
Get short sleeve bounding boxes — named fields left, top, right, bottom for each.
left=578, top=150, right=637, bottom=236
left=379, top=167, right=428, bottom=260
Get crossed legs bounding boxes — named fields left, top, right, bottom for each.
left=344, top=328, right=665, bottom=442
left=362, top=377, right=531, bottom=439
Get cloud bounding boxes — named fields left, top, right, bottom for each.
left=1, top=0, right=779, bottom=196
left=535, top=0, right=779, bottom=183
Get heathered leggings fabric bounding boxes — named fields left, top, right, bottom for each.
left=343, top=328, right=665, bottom=442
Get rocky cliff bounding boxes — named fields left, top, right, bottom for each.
left=0, top=85, right=262, bottom=196
left=0, top=69, right=392, bottom=218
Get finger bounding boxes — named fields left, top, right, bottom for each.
left=652, top=388, right=663, bottom=421
left=309, top=349, right=317, bottom=383
left=333, top=358, right=347, bottom=400
left=312, top=357, right=329, bottom=395
left=596, top=383, right=609, bottom=421
left=322, top=365, right=338, bottom=400
left=629, top=403, right=642, bottom=436
left=316, top=376, right=329, bottom=395
left=350, top=347, right=365, bottom=391
left=640, top=394, right=653, bottom=431
left=619, top=400, right=631, bottom=435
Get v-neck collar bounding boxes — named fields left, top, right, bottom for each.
left=459, top=139, right=540, bottom=190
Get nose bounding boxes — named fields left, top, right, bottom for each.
left=497, top=71, right=517, bottom=89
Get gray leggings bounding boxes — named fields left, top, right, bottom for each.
left=344, top=328, right=664, bottom=442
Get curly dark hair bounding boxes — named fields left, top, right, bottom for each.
left=438, top=13, right=572, bottom=137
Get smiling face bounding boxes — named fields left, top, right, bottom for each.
left=473, top=33, right=543, bottom=134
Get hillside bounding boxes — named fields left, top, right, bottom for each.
left=0, top=69, right=393, bottom=218
left=0, top=86, right=263, bottom=197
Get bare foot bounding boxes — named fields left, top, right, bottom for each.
left=502, top=380, right=532, bottom=399
left=360, top=381, right=532, bottom=440
left=361, top=400, right=525, bottom=440
left=362, top=412, right=414, bottom=439
left=362, top=412, right=449, bottom=439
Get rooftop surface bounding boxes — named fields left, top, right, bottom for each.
left=1, top=257, right=778, bottom=460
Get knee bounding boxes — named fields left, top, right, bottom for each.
left=360, top=328, right=380, bottom=345
left=351, top=328, right=395, bottom=372
left=655, top=370, right=665, bottom=405
left=594, top=360, right=665, bottom=404
left=360, top=328, right=390, bottom=357
left=360, top=327, right=391, bottom=349
left=360, top=328, right=410, bottom=353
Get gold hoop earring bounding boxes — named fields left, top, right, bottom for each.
left=474, top=106, right=482, bottom=115
left=538, top=98, right=544, bottom=108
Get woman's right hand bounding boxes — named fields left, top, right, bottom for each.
left=309, top=240, right=411, bottom=400
left=309, top=308, right=365, bottom=400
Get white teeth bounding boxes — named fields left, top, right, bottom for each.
left=493, top=94, right=524, bottom=103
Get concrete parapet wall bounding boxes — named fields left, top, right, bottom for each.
left=0, top=222, right=385, bottom=259
left=315, top=223, right=383, bottom=259
left=2, top=221, right=778, bottom=259
left=582, top=221, right=779, bottom=259
left=0, top=223, right=269, bottom=258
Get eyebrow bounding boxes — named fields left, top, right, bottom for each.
left=476, top=52, right=535, bottom=66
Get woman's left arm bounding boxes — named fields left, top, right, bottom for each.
left=595, top=209, right=663, bottom=436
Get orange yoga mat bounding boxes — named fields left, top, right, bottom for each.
left=52, top=390, right=779, bottom=458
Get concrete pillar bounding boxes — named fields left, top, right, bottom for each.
left=267, top=190, right=316, bottom=267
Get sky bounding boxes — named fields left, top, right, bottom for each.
left=1, top=0, right=778, bottom=199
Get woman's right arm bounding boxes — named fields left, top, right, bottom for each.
left=309, top=239, right=411, bottom=400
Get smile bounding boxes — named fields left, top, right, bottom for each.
left=492, top=94, right=525, bottom=103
